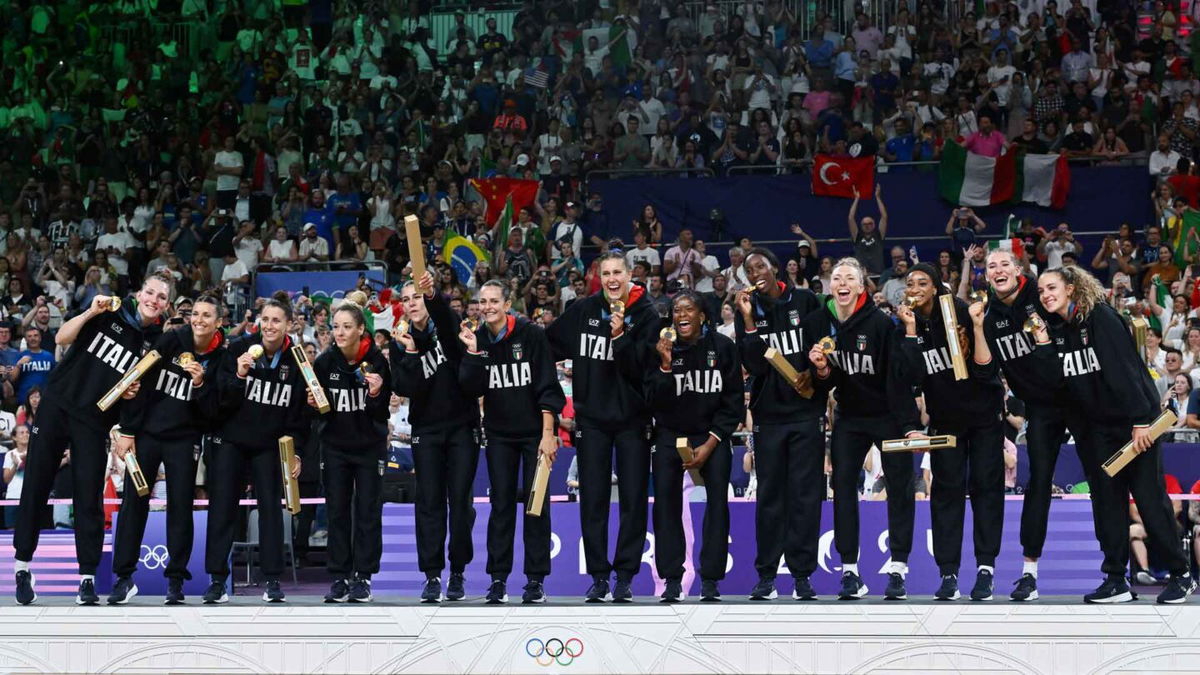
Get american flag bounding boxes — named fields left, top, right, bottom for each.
left=525, top=63, right=549, bottom=89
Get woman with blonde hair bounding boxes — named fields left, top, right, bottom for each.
left=1035, top=264, right=1195, bottom=604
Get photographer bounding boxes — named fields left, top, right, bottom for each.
left=945, top=207, right=986, bottom=259
left=1036, top=223, right=1084, bottom=269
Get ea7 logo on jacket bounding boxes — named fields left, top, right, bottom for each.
left=86, top=330, right=139, bottom=373
left=1059, top=348, right=1101, bottom=377
left=488, top=362, right=532, bottom=389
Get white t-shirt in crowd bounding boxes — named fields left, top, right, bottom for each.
left=625, top=245, right=661, bottom=272
left=692, top=254, right=721, bottom=292
left=235, top=237, right=263, bottom=271
left=4, top=449, right=25, bottom=499
left=214, top=150, right=244, bottom=192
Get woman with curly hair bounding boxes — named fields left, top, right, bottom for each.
left=1035, top=264, right=1196, bottom=604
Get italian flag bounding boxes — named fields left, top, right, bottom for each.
left=939, top=141, right=1070, bottom=208
left=987, top=214, right=1025, bottom=258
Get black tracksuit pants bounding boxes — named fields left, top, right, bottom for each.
left=323, top=444, right=384, bottom=578
left=1019, top=404, right=1087, bottom=560
left=112, top=434, right=198, bottom=580
left=411, top=425, right=479, bottom=577
left=752, top=418, right=824, bottom=579
left=652, top=429, right=731, bottom=582
left=575, top=424, right=650, bottom=580
left=830, top=414, right=915, bottom=565
left=205, top=441, right=284, bottom=580
left=1082, top=425, right=1189, bottom=577
left=928, top=418, right=1006, bottom=575
left=14, top=400, right=109, bottom=575
left=484, top=436, right=551, bottom=581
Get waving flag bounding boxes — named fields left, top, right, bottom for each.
left=939, top=141, right=1070, bottom=208
left=443, top=231, right=491, bottom=284
left=469, top=177, right=539, bottom=228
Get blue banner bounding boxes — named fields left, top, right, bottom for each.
left=255, top=270, right=387, bottom=301
left=589, top=166, right=1151, bottom=261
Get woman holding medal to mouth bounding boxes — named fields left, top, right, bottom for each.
left=108, top=295, right=228, bottom=605
left=733, top=247, right=823, bottom=601
left=458, top=280, right=565, bottom=605
left=804, top=258, right=921, bottom=601
left=12, top=274, right=170, bottom=606
left=643, top=290, right=743, bottom=603
left=310, top=300, right=391, bottom=604
left=894, top=263, right=1004, bottom=602
left=546, top=252, right=658, bottom=603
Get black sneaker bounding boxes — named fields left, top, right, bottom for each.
left=584, top=577, right=610, bottom=603
left=76, top=578, right=100, bottom=606
left=1156, top=575, right=1196, bottom=604
left=748, top=576, right=777, bottom=601
left=485, top=578, right=508, bottom=604
left=612, top=578, right=633, bottom=603
left=792, top=576, right=818, bottom=601
left=970, top=569, right=994, bottom=601
left=324, top=578, right=350, bottom=603
left=446, top=573, right=466, bottom=601
left=202, top=579, right=229, bottom=604
left=165, top=578, right=185, bottom=605
left=14, top=570, right=36, bottom=605
left=1010, top=574, right=1039, bottom=602
left=521, top=580, right=546, bottom=604
left=700, top=579, right=720, bottom=602
left=106, top=576, right=138, bottom=605
left=421, top=577, right=443, bottom=603
left=348, top=577, right=373, bottom=603
left=262, top=580, right=285, bottom=603
left=1084, top=575, right=1135, bottom=604
left=660, top=578, right=684, bottom=603
left=935, top=574, right=960, bottom=601
left=837, top=572, right=868, bottom=600
left=884, top=573, right=907, bottom=600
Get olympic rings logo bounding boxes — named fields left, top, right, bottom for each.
left=525, top=637, right=584, bottom=667
left=140, top=545, right=169, bottom=570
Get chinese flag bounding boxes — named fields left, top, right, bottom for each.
left=469, top=178, right=540, bottom=228
left=811, top=155, right=875, bottom=199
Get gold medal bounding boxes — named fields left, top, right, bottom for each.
left=1023, top=313, right=1046, bottom=334
left=968, top=290, right=988, bottom=307
left=360, top=362, right=373, bottom=375
left=611, top=300, right=625, bottom=315
left=107, top=297, right=122, bottom=312
left=247, top=344, right=265, bottom=359
left=394, top=318, right=410, bottom=337
left=660, top=326, right=677, bottom=342
left=902, top=295, right=919, bottom=308
left=817, top=336, right=836, bottom=354
left=465, top=318, right=480, bottom=332
left=177, top=352, right=195, bottom=367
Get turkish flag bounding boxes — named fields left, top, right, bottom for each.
left=811, top=155, right=875, bottom=199
left=469, top=177, right=540, bottom=228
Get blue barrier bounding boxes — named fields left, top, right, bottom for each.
left=589, top=165, right=1153, bottom=262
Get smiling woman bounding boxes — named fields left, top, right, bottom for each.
left=11, top=272, right=174, bottom=607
